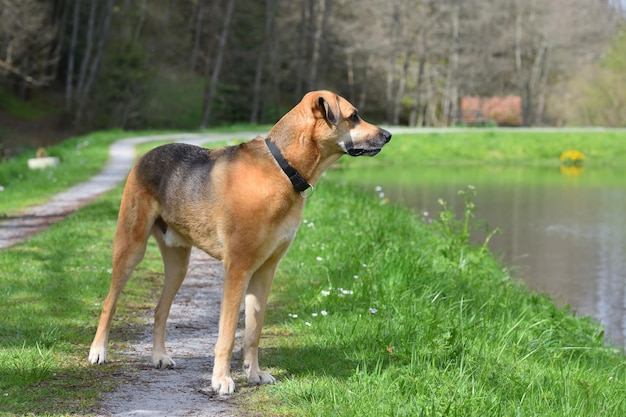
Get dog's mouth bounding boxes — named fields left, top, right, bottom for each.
left=339, top=129, right=391, bottom=157
left=346, top=148, right=382, bottom=157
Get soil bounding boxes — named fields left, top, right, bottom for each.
left=0, top=131, right=266, bottom=416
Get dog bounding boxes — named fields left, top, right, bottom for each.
left=88, top=90, right=391, bottom=395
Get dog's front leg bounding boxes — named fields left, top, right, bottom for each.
left=243, top=258, right=280, bottom=386
left=212, top=263, right=250, bottom=395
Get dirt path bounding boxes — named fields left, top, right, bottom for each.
left=0, top=131, right=265, bottom=416
left=97, top=249, right=240, bottom=417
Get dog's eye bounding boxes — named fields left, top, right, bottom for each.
left=349, top=112, right=359, bottom=124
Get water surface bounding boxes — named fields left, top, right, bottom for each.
left=330, top=165, right=626, bottom=348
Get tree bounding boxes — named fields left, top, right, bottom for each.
left=200, top=0, right=236, bottom=128
left=0, top=0, right=59, bottom=96
left=562, top=28, right=626, bottom=126
left=1, top=0, right=624, bottom=132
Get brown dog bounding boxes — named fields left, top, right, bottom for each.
left=88, top=90, right=391, bottom=395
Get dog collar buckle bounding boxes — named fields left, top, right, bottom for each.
left=265, top=138, right=312, bottom=196
left=300, top=183, right=315, bottom=199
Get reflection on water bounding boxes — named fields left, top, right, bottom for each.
left=330, top=165, right=626, bottom=348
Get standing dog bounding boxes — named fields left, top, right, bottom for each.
left=88, top=90, right=391, bottom=395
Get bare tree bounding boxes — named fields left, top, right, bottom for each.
left=65, top=0, right=80, bottom=111
left=189, top=0, right=205, bottom=72
left=1, top=0, right=622, bottom=131
left=200, top=0, right=236, bottom=128
left=75, top=0, right=114, bottom=126
left=0, top=0, right=59, bottom=94
left=308, top=0, right=333, bottom=90
left=250, top=0, right=278, bottom=123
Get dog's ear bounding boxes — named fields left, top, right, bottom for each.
left=318, top=96, right=340, bottom=126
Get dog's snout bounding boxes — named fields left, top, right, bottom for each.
left=381, top=129, right=392, bottom=143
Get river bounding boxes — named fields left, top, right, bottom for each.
left=330, top=164, right=626, bottom=348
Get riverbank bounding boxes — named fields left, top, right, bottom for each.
left=249, top=181, right=626, bottom=416
left=1, top=128, right=625, bottom=416
left=343, top=128, right=626, bottom=167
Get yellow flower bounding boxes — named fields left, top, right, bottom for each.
left=559, top=150, right=585, bottom=167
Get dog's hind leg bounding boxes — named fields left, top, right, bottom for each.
left=151, top=235, right=191, bottom=368
left=89, top=178, right=156, bottom=365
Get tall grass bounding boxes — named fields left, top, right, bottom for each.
left=251, top=182, right=626, bottom=416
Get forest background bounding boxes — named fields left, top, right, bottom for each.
left=1, top=0, right=626, bottom=150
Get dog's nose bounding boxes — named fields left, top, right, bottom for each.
left=381, top=129, right=392, bottom=143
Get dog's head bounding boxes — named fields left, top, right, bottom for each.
left=304, top=90, right=391, bottom=157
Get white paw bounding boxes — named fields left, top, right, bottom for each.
left=247, top=370, right=276, bottom=385
left=212, top=376, right=236, bottom=395
left=152, top=352, right=176, bottom=369
left=88, top=346, right=107, bottom=364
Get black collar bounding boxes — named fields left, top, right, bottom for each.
left=265, top=138, right=311, bottom=193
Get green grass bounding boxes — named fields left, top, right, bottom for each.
left=341, top=129, right=626, bottom=168
left=0, top=184, right=166, bottom=416
left=0, top=130, right=133, bottom=215
left=2, top=128, right=626, bottom=415
left=247, top=182, right=626, bottom=416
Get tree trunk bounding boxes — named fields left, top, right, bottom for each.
left=357, top=58, right=370, bottom=110
left=346, top=50, right=355, bottom=100
left=132, top=0, right=148, bottom=44
left=392, top=49, right=410, bottom=125
left=409, top=52, right=426, bottom=127
left=268, top=0, right=281, bottom=120
left=75, top=0, right=97, bottom=103
left=65, top=0, right=80, bottom=111
left=250, top=0, right=277, bottom=123
left=385, top=0, right=400, bottom=124
left=51, top=0, right=69, bottom=82
left=294, top=0, right=310, bottom=101
left=189, top=1, right=205, bottom=72
left=200, top=0, right=236, bottom=129
left=308, top=0, right=332, bottom=91
left=75, top=0, right=114, bottom=126
left=523, top=40, right=548, bottom=126
left=442, top=3, right=459, bottom=126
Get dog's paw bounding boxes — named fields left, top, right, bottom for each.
left=247, top=370, right=276, bottom=385
left=212, top=376, right=236, bottom=395
left=152, top=352, right=176, bottom=369
left=88, top=346, right=107, bottom=365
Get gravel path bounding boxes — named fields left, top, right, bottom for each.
left=97, top=249, right=239, bottom=417
left=0, top=131, right=265, bottom=416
